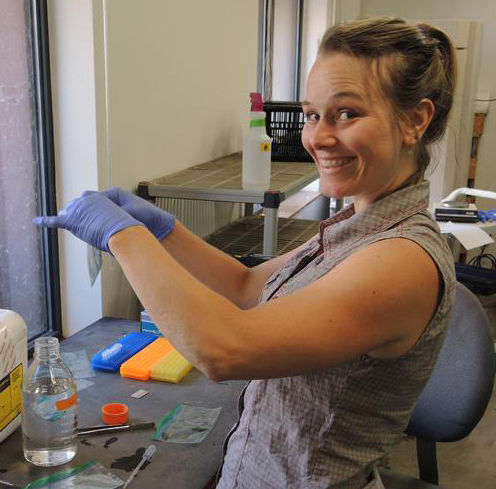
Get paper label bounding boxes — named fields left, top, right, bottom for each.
left=260, top=142, right=271, bottom=152
left=56, top=392, right=78, bottom=411
left=0, top=363, right=23, bottom=432
left=30, top=391, right=77, bottom=421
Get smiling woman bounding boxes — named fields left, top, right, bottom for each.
left=301, top=53, right=435, bottom=210
left=34, top=17, right=458, bottom=489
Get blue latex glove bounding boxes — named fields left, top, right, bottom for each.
left=487, top=209, right=496, bottom=222
left=102, top=187, right=175, bottom=241
left=33, top=191, right=144, bottom=252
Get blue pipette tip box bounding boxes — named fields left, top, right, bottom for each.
left=92, top=332, right=158, bottom=372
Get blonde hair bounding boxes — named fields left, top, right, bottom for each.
left=318, top=17, right=457, bottom=175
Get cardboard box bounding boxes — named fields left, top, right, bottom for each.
left=140, top=310, right=163, bottom=336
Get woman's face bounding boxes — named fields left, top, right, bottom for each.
left=302, top=52, right=417, bottom=212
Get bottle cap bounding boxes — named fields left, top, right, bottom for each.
left=102, top=403, right=129, bottom=425
left=250, top=92, right=264, bottom=112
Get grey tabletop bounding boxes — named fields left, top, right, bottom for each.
left=0, top=318, right=246, bottom=488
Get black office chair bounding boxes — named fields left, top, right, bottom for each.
left=379, top=282, right=495, bottom=488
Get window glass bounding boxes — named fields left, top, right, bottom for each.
left=0, top=0, right=54, bottom=340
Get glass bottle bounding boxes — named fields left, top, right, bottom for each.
left=22, top=337, right=78, bottom=466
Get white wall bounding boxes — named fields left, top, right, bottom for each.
left=361, top=0, right=496, bottom=208
left=48, top=0, right=259, bottom=335
left=327, top=0, right=362, bottom=26
left=48, top=0, right=102, bottom=337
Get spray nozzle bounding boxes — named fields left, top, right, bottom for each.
left=250, top=92, right=264, bottom=112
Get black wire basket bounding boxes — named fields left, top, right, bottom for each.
left=263, top=101, right=313, bottom=162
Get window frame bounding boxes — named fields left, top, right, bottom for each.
left=259, top=0, right=305, bottom=102
left=28, top=0, right=62, bottom=347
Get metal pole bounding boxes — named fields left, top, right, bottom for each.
left=263, top=208, right=278, bottom=256
left=294, top=0, right=304, bottom=100
left=257, top=0, right=267, bottom=95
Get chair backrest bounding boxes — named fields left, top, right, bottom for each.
left=406, top=282, right=495, bottom=442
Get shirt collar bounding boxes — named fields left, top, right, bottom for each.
left=318, top=180, right=430, bottom=252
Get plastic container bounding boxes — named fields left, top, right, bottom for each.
left=120, top=338, right=174, bottom=381
left=102, top=403, right=129, bottom=425
left=151, top=350, right=193, bottom=383
left=263, top=101, right=313, bottom=162
left=0, top=310, right=28, bottom=444
left=22, top=337, right=78, bottom=466
left=91, top=332, right=158, bottom=372
left=242, top=92, right=273, bottom=190
left=140, top=310, right=163, bottom=336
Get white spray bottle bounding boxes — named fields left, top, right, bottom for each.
left=242, top=92, right=272, bottom=190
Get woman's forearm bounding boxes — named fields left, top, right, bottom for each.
left=159, top=221, right=282, bottom=309
left=109, top=225, right=245, bottom=379
left=160, top=222, right=253, bottom=307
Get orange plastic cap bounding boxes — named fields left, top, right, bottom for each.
left=102, top=403, right=129, bottom=425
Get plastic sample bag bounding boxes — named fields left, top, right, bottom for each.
left=22, top=460, right=124, bottom=489
left=61, top=351, right=95, bottom=379
left=153, top=403, right=221, bottom=444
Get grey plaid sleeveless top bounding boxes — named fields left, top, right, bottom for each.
left=217, top=181, right=456, bottom=489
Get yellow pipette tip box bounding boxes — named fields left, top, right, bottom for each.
left=151, top=350, right=193, bottom=383
left=120, top=338, right=173, bottom=381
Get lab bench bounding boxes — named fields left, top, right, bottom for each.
left=137, top=152, right=319, bottom=256
left=0, top=318, right=245, bottom=488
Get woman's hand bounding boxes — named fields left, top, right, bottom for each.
left=102, top=187, right=175, bottom=241
left=33, top=191, right=144, bottom=252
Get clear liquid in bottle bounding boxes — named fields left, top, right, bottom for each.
left=22, top=337, right=78, bottom=466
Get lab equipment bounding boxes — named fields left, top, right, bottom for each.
left=131, top=389, right=149, bottom=398
left=136, top=153, right=319, bottom=257
left=91, top=332, right=158, bottom=372
left=0, top=310, right=27, bottom=444
left=120, top=338, right=173, bottom=380
left=435, top=187, right=496, bottom=222
left=140, top=309, right=161, bottom=336
left=78, top=421, right=155, bottom=436
left=21, top=460, right=124, bottom=489
left=434, top=201, right=479, bottom=222
left=0, top=481, right=19, bottom=488
left=101, top=403, right=129, bottom=425
left=60, top=350, right=95, bottom=378
left=22, top=337, right=78, bottom=466
left=122, top=444, right=156, bottom=489
left=242, top=92, right=272, bottom=190
left=154, top=404, right=221, bottom=444
left=150, top=349, right=193, bottom=383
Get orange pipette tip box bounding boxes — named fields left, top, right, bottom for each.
left=120, top=338, right=174, bottom=380
left=150, top=350, right=193, bottom=383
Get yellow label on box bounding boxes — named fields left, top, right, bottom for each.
left=0, top=363, right=23, bottom=432
left=260, top=142, right=271, bottom=152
